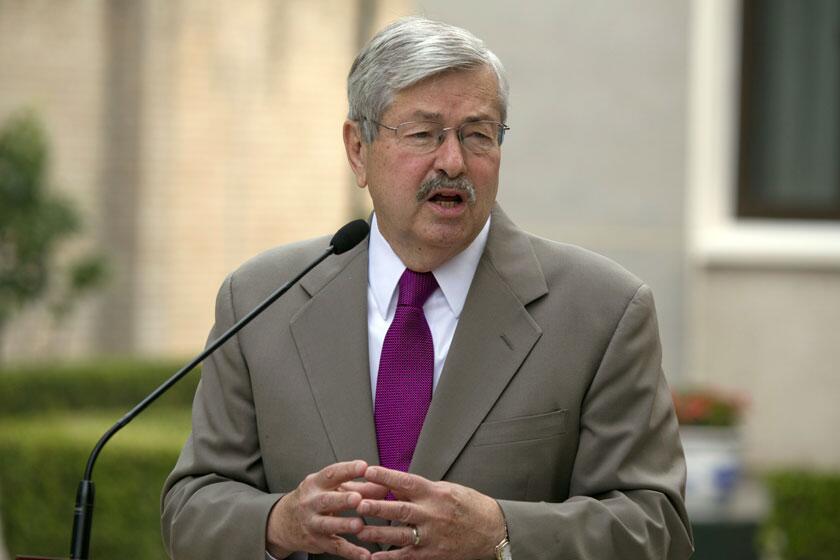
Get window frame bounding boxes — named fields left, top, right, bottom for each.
left=687, top=0, right=840, bottom=268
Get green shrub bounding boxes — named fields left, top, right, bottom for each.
left=0, top=409, right=191, bottom=559
left=763, top=471, right=840, bottom=560
left=0, top=358, right=200, bottom=417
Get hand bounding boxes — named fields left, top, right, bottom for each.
left=266, top=460, right=372, bottom=560
left=339, top=479, right=391, bottom=500
left=355, top=466, right=506, bottom=560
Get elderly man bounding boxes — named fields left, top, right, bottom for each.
left=162, top=17, right=693, bottom=560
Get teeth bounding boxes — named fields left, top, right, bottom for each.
left=434, top=200, right=458, bottom=208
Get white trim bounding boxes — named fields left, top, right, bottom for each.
left=686, top=0, right=840, bottom=269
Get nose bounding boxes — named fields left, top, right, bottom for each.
left=433, top=128, right=467, bottom=179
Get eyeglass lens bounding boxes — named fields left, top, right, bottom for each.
left=395, top=121, right=505, bottom=153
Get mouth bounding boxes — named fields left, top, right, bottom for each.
left=416, top=175, right=477, bottom=211
left=427, top=189, right=466, bottom=208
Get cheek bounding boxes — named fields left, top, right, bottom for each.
left=403, top=159, right=436, bottom=186
left=471, top=160, right=500, bottom=194
left=370, top=151, right=430, bottom=189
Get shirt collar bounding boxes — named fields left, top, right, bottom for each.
left=368, top=213, right=491, bottom=320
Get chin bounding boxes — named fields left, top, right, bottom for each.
left=422, top=229, right=472, bottom=251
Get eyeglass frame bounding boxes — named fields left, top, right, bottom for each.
left=364, top=118, right=510, bottom=154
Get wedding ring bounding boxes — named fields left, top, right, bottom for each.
left=410, top=525, right=421, bottom=546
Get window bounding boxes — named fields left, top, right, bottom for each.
left=737, top=0, right=840, bottom=221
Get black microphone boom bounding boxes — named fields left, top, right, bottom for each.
left=69, top=219, right=369, bottom=559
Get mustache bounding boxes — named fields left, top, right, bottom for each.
left=415, top=175, right=477, bottom=204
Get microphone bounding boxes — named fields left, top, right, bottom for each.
left=69, top=219, right=369, bottom=559
left=330, top=219, right=370, bottom=254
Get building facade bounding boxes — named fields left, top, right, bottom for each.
left=1, top=0, right=838, bottom=468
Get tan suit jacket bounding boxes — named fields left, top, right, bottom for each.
left=162, top=205, right=693, bottom=559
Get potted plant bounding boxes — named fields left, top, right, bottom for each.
left=673, top=388, right=747, bottom=512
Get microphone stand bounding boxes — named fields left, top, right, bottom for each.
left=69, top=245, right=338, bottom=559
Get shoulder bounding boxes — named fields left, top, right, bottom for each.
left=530, top=234, right=643, bottom=294
left=520, top=233, right=652, bottom=320
left=230, top=235, right=333, bottom=288
left=215, top=232, right=369, bottom=313
left=517, top=233, right=659, bottom=350
left=487, top=205, right=647, bottom=310
left=210, top=235, right=334, bottom=310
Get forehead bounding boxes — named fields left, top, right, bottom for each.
left=384, top=66, right=502, bottom=123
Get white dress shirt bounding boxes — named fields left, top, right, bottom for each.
left=367, top=213, right=490, bottom=399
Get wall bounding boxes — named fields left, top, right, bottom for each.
left=417, top=0, right=691, bottom=380
left=686, top=0, right=840, bottom=469
left=691, top=266, right=840, bottom=468
left=0, top=0, right=107, bottom=358
left=0, top=0, right=409, bottom=359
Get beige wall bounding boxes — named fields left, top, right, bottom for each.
left=0, top=0, right=107, bottom=358
left=689, top=266, right=840, bottom=468
left=127, top=0, right=361, bottom=355
left=0, top=0, right=409, bottom=360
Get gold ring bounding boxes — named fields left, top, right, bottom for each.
left=410, top=525, right=421, bottom=546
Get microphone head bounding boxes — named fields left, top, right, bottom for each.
left=330, top=219, right=370, bottom=255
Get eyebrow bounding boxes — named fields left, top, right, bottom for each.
left=406, top=110, right=499, bottom=123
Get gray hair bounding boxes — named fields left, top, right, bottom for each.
left=348, top=17, right=509, bottom=143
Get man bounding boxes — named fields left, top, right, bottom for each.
left=162, top=17, right=693, bottom=560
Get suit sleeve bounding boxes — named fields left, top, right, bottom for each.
left=161, top=273, right=284, bottom=560
left=497, top=284, right=694, bottom=559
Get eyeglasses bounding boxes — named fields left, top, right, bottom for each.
left=369, top=120, right=510, bottom=154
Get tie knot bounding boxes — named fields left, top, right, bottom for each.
left=397, top=269, right=438, bottom=308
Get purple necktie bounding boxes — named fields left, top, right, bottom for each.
left=374, top=269, right=438, bottom=475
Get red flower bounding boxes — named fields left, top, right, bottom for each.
left=672, top=388, right=746, bottom=426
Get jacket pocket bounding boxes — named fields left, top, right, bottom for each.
left=470, top=409, right=568, bottom=447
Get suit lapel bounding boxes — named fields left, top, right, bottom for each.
left=289, top=242, right=381, bottom=469
left=287, top=207, right=548, bottom=489
left=409, top=206, right=548, bottom=482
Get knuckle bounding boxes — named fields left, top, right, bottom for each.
left=397, top=503, right=412, bottom=522
left=439, top=482, right=459, bottom=502
left=400, top=475, right=417, bottom=492
left=309, top=515, right=326, bottom=534
left=372, top=528, right=389, bottom=544
left=303, top=472, right=318, bottom=488
left=317, top=493, right=332, bottom=512
left=364, top=500, right=379, bottom=515
left=361, top=527, right=380, bottom=542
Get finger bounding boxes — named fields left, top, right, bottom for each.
left=356, top=498, right=417, bottom=523
left=340, top=481, right=391, bottom=499
left=363, top=466, right=428, bottom=499
left=371, top=548, right=414, bottom=560
left=306, top=490, right=363, bottom=515
left=319, top=535, right=372, bottom=560
left=308, top=513, right=365, bottom=536
left=356, top=525, right=417, bottom=548
left=314, top=460, right=368, bottom=490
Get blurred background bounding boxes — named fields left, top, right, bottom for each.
left=1, top=0, right=838, bottom=558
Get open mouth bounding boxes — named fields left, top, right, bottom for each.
left=428, top=191, right=465, bottom=208
left=416, top=175, right=476, bottom=208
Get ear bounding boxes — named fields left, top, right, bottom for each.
left=343, top=119, right=368, bottom=188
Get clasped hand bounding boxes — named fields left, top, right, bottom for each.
left=266, top=460, right=505, bottom=560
